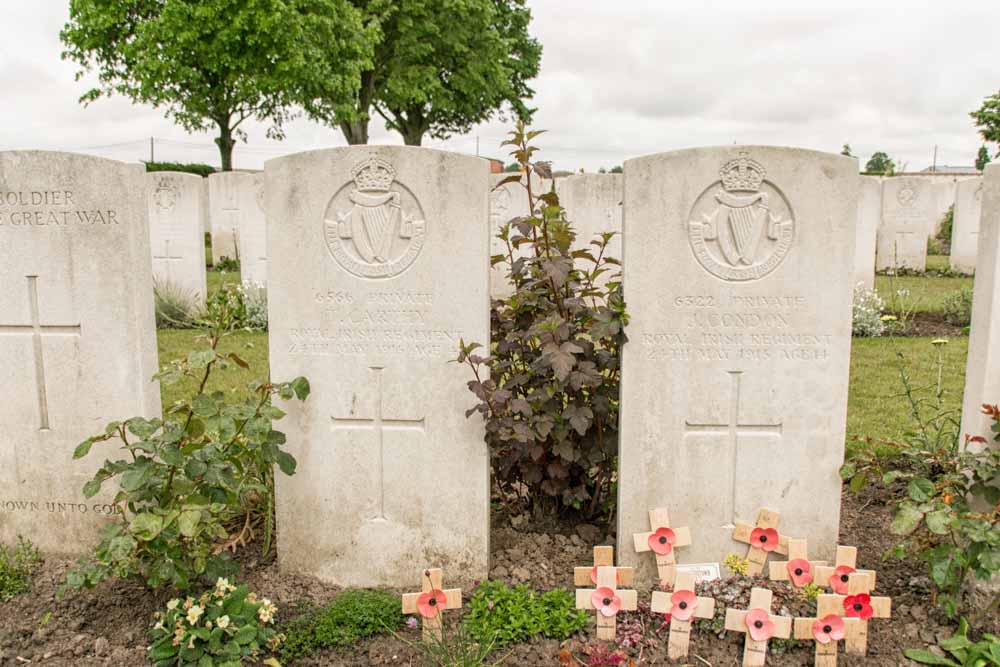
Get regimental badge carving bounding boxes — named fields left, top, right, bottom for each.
left=152, top=177, right=180, bottom=213
left=687, top=153, right=795, bottom=282
left=324, top=157, right=426, bottom=278
left=896, top=181, right=918, bottom=207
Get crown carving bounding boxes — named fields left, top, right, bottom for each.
left=720, top=153, right=765, bottom=192
left=352, top=157, right=395, bottom=192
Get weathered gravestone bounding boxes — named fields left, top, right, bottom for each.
left=558, top=173, right=624, bottom=269
left=950, top=178, right=983, bottom=275
left=617, top=147, right=856, bottom=579
left=876, top=177, right=931, bottom=272
left=208, top=171, right=263, bottom=272
left=266, top=146, right=490, bottom=586
left=146, top=171, right=207, bottom=303
left=488, top=172, right=548, bottom=298
left=0, top=151, right=160, bottom=554
left=854, top=176, right=881, bottom=289
left=238, top=173, right=268, bottom=285
left=960, top=165, right=1000, bottom=443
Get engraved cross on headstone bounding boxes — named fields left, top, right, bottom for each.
left=331, top=366, right=425, bottom=521
left=683, top=371, right=782, bottom=520
left=153, top=239, right=185, bottom=283
left=0, top=276, right=81, bottom=430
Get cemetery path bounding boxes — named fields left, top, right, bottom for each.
left=0, top=488, right=988, bottom=666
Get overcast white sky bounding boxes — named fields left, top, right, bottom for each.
left=1, top=1, right=997, bottom=172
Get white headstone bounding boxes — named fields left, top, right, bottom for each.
left=559, top=173, right=624, bottom=275
left=950, top=178, right=983, bottom=274
left=0, top=151, right=161, bottom=554
left=854, top=176, right=881, bottom=289
left=960, top=165, right=1000, bottom=443
left=238, top=173, right=268, bottom=285
left=617, top=147, right=856, bottom=576
left=208, top=171, right=257, bottom=269
left=877, top=177, right=931, bottom=272
left=146, top=171, right=208, bottom=303
left=929, top=178, right=958, bottom=238
left=265, top=146, right=490, bottom=586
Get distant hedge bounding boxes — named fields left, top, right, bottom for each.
left=145, top=161, right=216, bottom=177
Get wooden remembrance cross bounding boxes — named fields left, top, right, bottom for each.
left=724, top=587, right=792, bottom=667
left=650, top=571, right=716, bottom=660
left=768, top=538, right=827, bottom=588
left=575, top=565, right=638, bottom=640
left=0, top=275, right=81, bottom=431
left=401, top=568, right=462, bottom=641
left=828, top=572, right=891, bottom=655
left=732, top=508, right=789, bottom=575
left=814, top=545, right=876, bottom=595
left=330, top=366, right=425, bottom=521
left=573, top=546, right=633, bottom=587
left=793, top=594, right=859, bottom=667
left=632, top=507, right=691, bottom=585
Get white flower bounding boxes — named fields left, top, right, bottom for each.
left=153, top=621, right=165, bottom=632
left=186, top=605, right=204, bottom=625
left=167, top=599, right=179, bottom=611
left=217, top=615, right=230, bottom=629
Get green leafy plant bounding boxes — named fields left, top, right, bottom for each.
left=905, top=618, right=1000, bottom=666
left=148, top=577, right=283, bottom=666
left=396, top=624, right=509, bottom=667
left=464, top=581, right=587, bottom=647
left=155, top=279, right=201, bottom=329
left=64, top=295, right=310, bottom=592
left=279, top=589, right=401, bottom=662
left=842, top=348, right=1000, bottom=621
left=935, top=205, right=955, bottom=254
left=201, top=283, right=267, bottom=332
left=458, top=123, right=627, bottom=518
left=214, top=257, right=240, bottom=273
left=0, top=536, right=41, bottom=601
left=943, top=287, right=974, bottom=328
left=852, top=284, right=887, bottom=337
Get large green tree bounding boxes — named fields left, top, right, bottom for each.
left=865, top=151, right=895, bottom=175
left=309, top=0, right=541, bottom=146
left=61, top=0, right=372, bottom=170
left=971, top=90, right=1000, bottom=159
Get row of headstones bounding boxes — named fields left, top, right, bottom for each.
left=146, top=170, right=268, bottom=302
left=1, top=148, right=997, bottom=590
left=854, top=173, right=983, bottom=284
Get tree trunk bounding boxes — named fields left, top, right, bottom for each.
left=339, top=119, right=369, bottom=145
left=215, top=123, right=236, bottom=171
left=402, top=126, right=423, bottom=146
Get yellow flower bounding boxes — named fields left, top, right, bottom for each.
left=186, top=605, right=204, bottom=625
left=881, top=314, right=897, bottom=322
left=932, top=338, right=948, bottom=346
left=166, top=599, right=179, bottom=611
left=217, top=615, right=230, bottom=629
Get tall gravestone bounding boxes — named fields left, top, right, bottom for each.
left=854, top=176, right=881, bottom=289
left=559, top=173, right=624, bottom=273
left=877, top=177, right=931, bottom=272
left=929, top=178, right=958, bottom=238
left=618, top=147, right=856, bottom=576
left=960, top=165, right=999, bottom=443
left=146, top=171, right=207, bottom=303
left=950, top=178, right=983, bottom=274
left=0, top=152, right=160, bottom=554
left=208, top=171, right=255, bottom=269
left=238, top=173, right=268, bottom=285
left=266, top=146, right=490, bottom=586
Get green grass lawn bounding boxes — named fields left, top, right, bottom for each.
left=874, top=272, right=973, bottom=314
left=925, top=254, right=950, bottom=273
left=847, top=336, right=967, bottom=454
left=206, top=270, right=242, bottom=295
left=156, top=329, right=269, bottom=408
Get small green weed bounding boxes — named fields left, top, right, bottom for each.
left=464, top=581, right=587, bottom=647
left=0, top=537, right=41, bottom=601
left=279, top=590, right=401, bottom=661
left=396, top=624, right=509, bottom=667
left=905, top=618, right=1000, bottom=666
